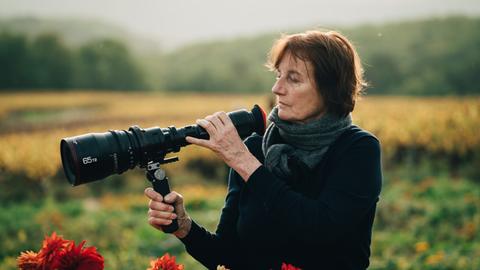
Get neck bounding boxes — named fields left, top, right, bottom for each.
left=266, top=106, right=353, bottom=151
left=294, top=110, right=327, bottom=124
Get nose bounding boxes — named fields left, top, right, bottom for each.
left=272, top=78, right=286, bottom=96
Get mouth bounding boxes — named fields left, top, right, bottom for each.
left=278, top=101, right=289, bottom=107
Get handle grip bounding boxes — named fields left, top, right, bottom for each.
left=151, top=177, right=179, bottom=233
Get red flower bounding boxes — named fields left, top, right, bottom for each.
left=281, top=262, right=302, bottom=270
left=55, top=240, right=104, bottom=270
left=17, top=250, right=41, bottom=270
left=148, top=253, right=184, bottom=270
left=37, top=232, right=70, bottom=270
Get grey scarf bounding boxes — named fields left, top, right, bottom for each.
left=262, top=106, right=352, bottom=180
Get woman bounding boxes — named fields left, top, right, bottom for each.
left=145, top=30, right=382, bottom=270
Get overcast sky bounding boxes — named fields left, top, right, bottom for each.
left=1, top=0, right=479, bottom=47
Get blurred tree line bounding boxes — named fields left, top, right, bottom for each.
left=0, top=32, right=145, bottom=90
left=155, top=16, right=480, bottom=95
left=1, top=16, right=479, bottom=95
left=347, top=16, right=480, bottom=95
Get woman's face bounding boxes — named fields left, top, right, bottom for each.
left=272, top=52, right=326, bottom=123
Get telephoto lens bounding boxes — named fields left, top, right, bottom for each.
left=60, top=104, right=267, bottom=186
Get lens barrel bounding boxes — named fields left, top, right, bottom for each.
left=60, top=105, right=267, bottom=186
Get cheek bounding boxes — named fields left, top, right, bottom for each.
left=291, top=89, right=315, bottom=110
left=291, top=86, right=324, bottom=119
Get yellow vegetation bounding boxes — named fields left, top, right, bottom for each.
left=0, top=92, right=478, bottom=181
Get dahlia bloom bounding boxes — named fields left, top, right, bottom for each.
left=148, top=253, right=184, bottom=270
left=55, top=240, right=104, bottom=270
left=281, top=262, right=302, bottom=270
left=17, top=250, right=41, bottom=270
left=37, top=232, right=70, bottom=270
left=17, top=232, right=104, bottom=270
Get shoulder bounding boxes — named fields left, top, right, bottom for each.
left=328, top=125, right=381, bottom=163
left=338, top=125, right=380, bottom=148
left=353, top=126, right=380, bottom=152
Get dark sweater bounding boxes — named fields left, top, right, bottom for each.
left=180, top=125, right=382, bottom=270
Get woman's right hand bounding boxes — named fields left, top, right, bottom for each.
left=144, top=188, right=192, bottom=239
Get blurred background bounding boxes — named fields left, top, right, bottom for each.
left=0, top=0, right=479, bottom=269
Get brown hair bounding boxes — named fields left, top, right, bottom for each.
left=267, top=30, right=367, bottom=117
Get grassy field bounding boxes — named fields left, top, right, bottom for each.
left=0, top=91, right=479, bottom=269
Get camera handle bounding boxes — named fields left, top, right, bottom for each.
left=146, top=158, right=179, bottom=233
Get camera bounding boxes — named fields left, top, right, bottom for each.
left=60, top=105, right=266, bottom=186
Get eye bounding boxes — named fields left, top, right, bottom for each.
left=288, top=74, right=299, bottom=83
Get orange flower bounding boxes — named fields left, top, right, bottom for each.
left=415, top=241, right=429, bottom=253
left=426, top=251, right=445, bottom=265
left=148, top=253, right=184, bottom=270
left=37, top=232, right=71, bottom=270
left=17, top=250, right=41, bottom=270
left=55, top=240, right=104, bottom=270
left=281, top=262, right=302, bottom=270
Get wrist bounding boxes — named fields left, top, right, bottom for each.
left=174, top=216, right=192, bottom=239
left=234, top=152, right=262, bottom=182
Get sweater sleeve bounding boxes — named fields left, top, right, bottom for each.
left=178, top=168, right=245, bottom=269
left=178, top=135, right=263, bottom=269
left=245, top=136, right=383, bottom=246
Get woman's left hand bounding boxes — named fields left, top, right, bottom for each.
left=185, top=111, right=261, bottom=181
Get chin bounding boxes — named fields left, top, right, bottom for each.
left=277, top=109, right=294, bottom=122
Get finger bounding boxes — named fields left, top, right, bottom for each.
left=148, top=209, right=177, bottom=220
left=148, top=217, right=173, bottom=226
left=144, top=188, right=163, bottom=202
left=216, top=111, right=235, bottom=129
left=164, top=191, right=183, bottom=205
left=196, top=118, right=217, bottom=136
left=206, top=114, right=224, bottom=130
left=148, top=200, right=175, bottom=212
left=185, top=136, right=211, bottom=148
